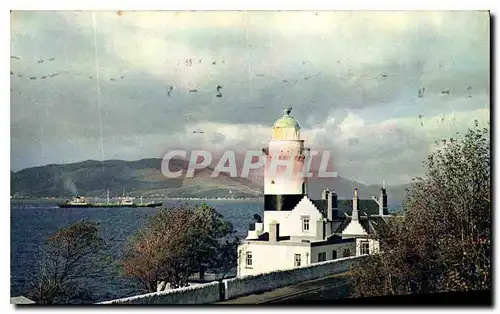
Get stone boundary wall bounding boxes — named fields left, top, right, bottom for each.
left=223, top=255, right=365, bottom=300
left=97, top=255, right=366, bottom=304
left=97, top=281, right=220, bottom=305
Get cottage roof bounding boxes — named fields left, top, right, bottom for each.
left=335, top=215, right=394, bottom=235
left=311, top=198, right=380, bottom=219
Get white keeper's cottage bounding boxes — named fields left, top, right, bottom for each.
left=237, top=108, right=394, bottom=277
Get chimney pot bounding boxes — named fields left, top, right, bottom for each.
left=322, top=189, right=330, bottom=200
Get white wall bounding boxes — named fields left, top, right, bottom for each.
left=237, top=239, right=357, bottom=277
left=284, top=197, right=323, bottom=238
left=237, top=241, right=310, bottom=277
left=97, top=255, right=368, bottom=304
left=97, top=281, right=220, bottom=305
left=262, top=196, right=323, bottom=237
left=310, top=242, right=356, bottom=263
left=226, top=255, right=366, bottom=301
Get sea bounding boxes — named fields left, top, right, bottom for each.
left=10, top=199, right=263, bottom=303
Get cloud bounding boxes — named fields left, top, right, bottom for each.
left=10, top=11, right=490, bottom=185
left=304, top=105, right=490, bottom=184
left=339, top=112, right=365, bottom=134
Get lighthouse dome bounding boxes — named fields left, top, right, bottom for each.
left=271, top=108, right=301, bottom=140
left=273, top=108, right=300, bottom=130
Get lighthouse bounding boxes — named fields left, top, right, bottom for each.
left=261, top=108, right=309, bottom=229
left=237, top=108, right=393, bottom=278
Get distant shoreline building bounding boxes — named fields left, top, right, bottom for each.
left=237, top=108, right=394, bottom=277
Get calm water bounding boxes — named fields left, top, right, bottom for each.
left=10, top=200, right=263, bottom=303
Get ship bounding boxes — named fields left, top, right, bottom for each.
left=58, top=191, right=163, bottom=208
left=58, top=196, right=91, bottom=208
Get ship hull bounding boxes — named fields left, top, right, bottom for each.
left=135, top=202, right=163, bottom=208
left=58, top=203, right=91, bottom=208
left=91, top=203, right=134, bottom=208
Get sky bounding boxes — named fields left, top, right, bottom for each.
left=10, top=10, right=490, bottom=185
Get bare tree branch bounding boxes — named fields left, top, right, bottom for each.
left=27, top=220, right=106, bottom=304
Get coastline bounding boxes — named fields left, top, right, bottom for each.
left=10, top=198, right=264, bottom=205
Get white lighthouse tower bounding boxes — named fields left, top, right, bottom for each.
left=237, top=108, right=391, bottom=278
left=261, top=108, right=309, bottom=230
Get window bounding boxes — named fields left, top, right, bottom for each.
left=317, top=252, right=327, bottom=262
left=332, top=250, right=337, bottom=260
left=302, top=217, right=310, bottom=232
left=294, top=254, right=301, bottom=267
left=246, top=252, right=253, bottom=267
left=343, top=249, right=351, bottom=258
left=361, top=241, right=370, bottom=255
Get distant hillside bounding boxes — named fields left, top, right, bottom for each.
left=10, top=158, right=409, bottom=205
left=10, top=158, right=262, bottom=199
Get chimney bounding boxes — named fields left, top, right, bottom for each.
left=382, top=185, right=388, bottom=215
left=269, top=220, right=279, bottom=243
left=327, top=191, right=333, bottom=220
left=376, top=180, right=388, bottom=216
left=352, top=189, right=359, bottom=221
left=332, top=191, right=338, bottom=218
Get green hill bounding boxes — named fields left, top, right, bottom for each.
left=11, top=158, right=408, bottom=205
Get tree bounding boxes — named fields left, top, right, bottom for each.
left=350, top=121, right=491, bottom=298
left=192, top=203, right=240, bottom=281
left=120, top=203, right=239, bottom=293
left=28, top=220, right=106, bottom=304
left=206, top=236, right=240, bottom=281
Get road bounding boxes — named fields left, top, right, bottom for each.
left=217, top=272, right=492, bottom=305
left=262, top=277, right=351, bottom=304
left=217, top=273, right=352, bottom=304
